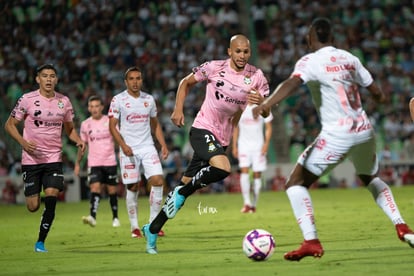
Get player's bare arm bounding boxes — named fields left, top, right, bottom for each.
left=366, top=82, right=386, bottom=104
left=247, top=90, right=270, bottom=117
left=150, top=117, right=169, bottom=160
left=231, top=125, right=239, bottom=158
left=4, top=116, right=37, bottom=154
left=74, top=145, right=87, bottom=176
left=262, top=121, right=272, bottom=155
left=253, top=76, right=302, bottom=118
left=171, top=73, right=198, bottom=127
left=410, top=98, right=414, bottom=122
left=108, top=117, right=133, bottom=156
left=64, top=121, right=86, bottom=154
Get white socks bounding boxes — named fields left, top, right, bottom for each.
left=126, top=189, right=138, bottom=230
left=240, top=173, right=262, bottom=207
left=240, top=173, right=251, bottom=206
left=367, top=177, right=405, bottom=225
left=286, top=178, right=406, bottom=242
left=149, top=186, right=163, bottom=222
left=252, top=178, right=262, bottom=207
left=286, top=185, right=318, bottom=240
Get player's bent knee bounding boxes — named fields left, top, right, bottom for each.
left=211, top=166, right=230, bottom=180
left=27, top=204, right=40, bottom=212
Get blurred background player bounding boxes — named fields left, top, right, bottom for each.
left=4, top=64, right=86, bottom=252
left=109, top=67, right=169, bottom=238
left=232, top=97, right=273, bottom=213
left=74, top=95, right=120, bottom=228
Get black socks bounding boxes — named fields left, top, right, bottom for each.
left=38, top=196, right=57, bottom=242
left=179, top=166, right=230, bottom=197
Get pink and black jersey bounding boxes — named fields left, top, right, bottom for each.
left=80, top=115, right=116, bottom=167
left=108, top=90, right=157, bottom=151
left=192, top=59, right=269, bottom=146
left=10, top=90, right=74, bottom=165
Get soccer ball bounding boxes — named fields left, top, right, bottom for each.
left=242, top=229, right=276, bottom=261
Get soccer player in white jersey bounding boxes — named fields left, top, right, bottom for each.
left=253, top=17, right=414, bottom=261
left=4, top=64, right=86, bottom=252
left=108, top=67, right=169, bottom=238
left=141, top=34, right=271, bottom=254
left=232, top=102, right=273, bottom=213
left=74, top=95, right=120, bottom=228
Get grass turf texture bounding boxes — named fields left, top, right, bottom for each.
left=1, top=186, right=414, bottom=276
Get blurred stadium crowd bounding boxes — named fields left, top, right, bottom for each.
left=1, top=0, right=414, bottom=188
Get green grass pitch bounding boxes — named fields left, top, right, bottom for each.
left=1, top=186, right=414, bottom=276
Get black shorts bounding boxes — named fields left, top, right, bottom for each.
left=184, top=127, right=227, bottom=178
left=88, top=166, right=118, bottom=185
left=21, top=162, right=64, bottom=197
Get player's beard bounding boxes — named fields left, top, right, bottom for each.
left=233, top=59, right=246, bottom=71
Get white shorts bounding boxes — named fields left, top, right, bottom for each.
left=298, top=127, right=378, bottom=177
left=238, top=149, right=267, bottom=172
left=119, top=145, right=163, bottom=185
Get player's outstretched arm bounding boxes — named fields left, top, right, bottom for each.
left=171, top=73, right=198, bottom=128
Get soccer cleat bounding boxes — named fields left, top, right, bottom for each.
left=82, top=215, right=96, bottom=227
left=112, top=218, right=121, bottom=227
left=34, top=241, right=48, bottom=253
left=164, top=186, right=185, bottom=219
left=131, top=228, right=143, bottom=238
left=396, top=223, right=414, bottom=248
left=158, top=229, right=165, bottom=237
left=250, top=206, right=256, bottom=213
left=142, top=224, right=158, bottom=254
left=240, top=205, right=251, bottom=213
left=284, top=239, right=324, bottom=261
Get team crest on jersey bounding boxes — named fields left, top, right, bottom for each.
left=144, top=101, right=149, bottom=108
left=57, top=100, right=64, bottom=109
left=243, top=76, right=251, bottom=85
left=207, top=142, right=217, bottom=152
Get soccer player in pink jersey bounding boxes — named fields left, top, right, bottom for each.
left=74, top=95, right=120, bottom=228
left=108, top=67, right=169, bottom=238
left=141, top=34, right=271, bottom=254
left=232, top=102, right=273, bottom=213
left=4, top=64, right=86, bottom=252
left=253, top=17, right=414, bottom=261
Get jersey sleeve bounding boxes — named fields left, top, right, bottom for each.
left=291, top=54, right=313, bottom=83
left=192, top=61, right=214, bottom=82
left=264, top=111, right=274, bottom=123
left=353, top=58, right=373, bottom=87
left=150, top=96, right=157, bottom=118
left=63, top=97, right=75, bottom=122
left=10, top=96, right=27, bottom=121
left=108, top=96, right=120, bottom=119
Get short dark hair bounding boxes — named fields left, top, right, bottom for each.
left=311, top=17, right=332, bottom=43
left=36, top=63, right=57, bottom=74
left=124, top=66, right=142, bottom=80
left=88, top=95, right=103, bottom=105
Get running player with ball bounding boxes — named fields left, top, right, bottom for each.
left=142, top=34, right=271, bottom=254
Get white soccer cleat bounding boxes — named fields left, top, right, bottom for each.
left=112, top=218, right=121, bottom=227
left=82, top=215, right=96, bottom=227
left=396, top=223, right=414, bottom=248
left=403, top=234, right=414, bottom=248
